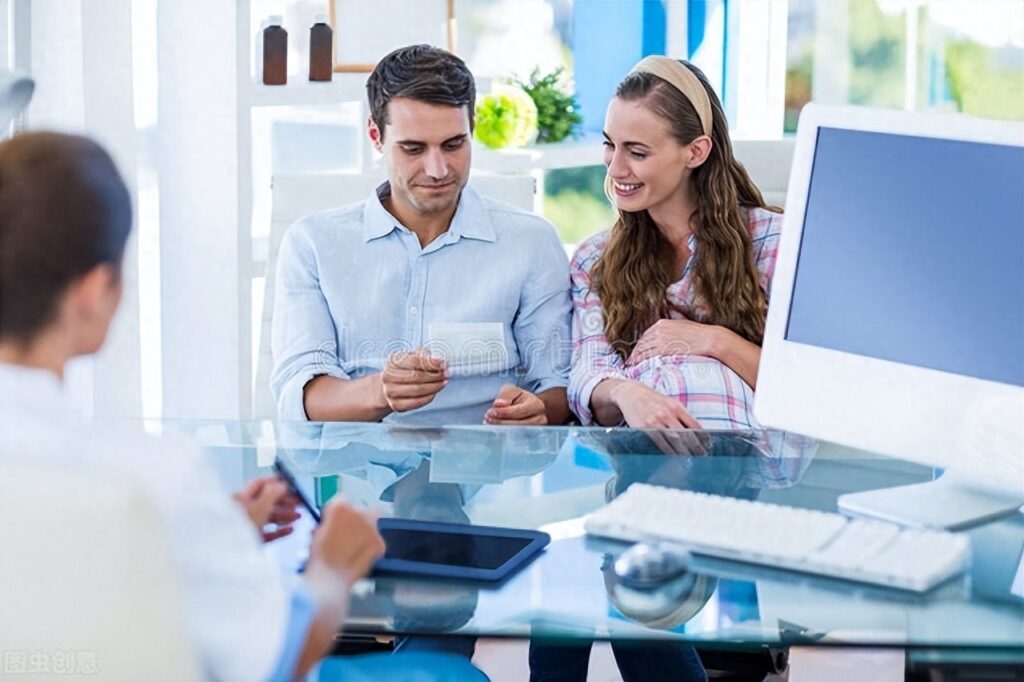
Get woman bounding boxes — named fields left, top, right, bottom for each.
left=0, top=132, right=484, bottom=682
left=531, top=56, right=782, bottom=682
left=569, top=56, right=782, bottom=432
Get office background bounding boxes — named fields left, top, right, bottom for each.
left=5, top=0, right=1022, bottom=424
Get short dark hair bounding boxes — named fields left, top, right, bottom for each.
left=0, top=132, right=132, bottom=344
left=366, top=44, right=476, bottom=138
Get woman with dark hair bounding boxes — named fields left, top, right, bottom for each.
left=0, top=132, right=486, bottom=682
left=569, top=56, right=782, bottom=432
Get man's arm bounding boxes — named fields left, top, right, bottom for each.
left=272, top=226, right=450, bottom=422
left=303, top=374, right=391, bottom=422
left=270, top=226, right=355, bottom=421
left=304, top=351, right=449, bottom=422
left=511, top=222, right=573, bottom=422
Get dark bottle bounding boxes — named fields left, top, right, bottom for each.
left=309, top=15, right=333, bottom=82
left=262, top=16, right=287, bottom=86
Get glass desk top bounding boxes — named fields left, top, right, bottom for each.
left=158, top=421, right=1024, bottom=658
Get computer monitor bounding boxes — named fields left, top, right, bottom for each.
left=755, top=104, right=1024, bottom=529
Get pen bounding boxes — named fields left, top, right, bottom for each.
left=272, top=458, right=321, bottom=524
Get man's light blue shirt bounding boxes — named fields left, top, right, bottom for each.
left=271, top=182, right=571, bottom=425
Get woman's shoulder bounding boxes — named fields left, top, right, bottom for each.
left=745, top=206, right=784, bottom=248
left=570, top=229, right=612, bottom=270
left=745, top=206, right=785, bottom=278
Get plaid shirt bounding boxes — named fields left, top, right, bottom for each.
left=569, top=207, right=783, bottom=428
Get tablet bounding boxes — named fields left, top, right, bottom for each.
left=373, top=518, right=550, bottom=582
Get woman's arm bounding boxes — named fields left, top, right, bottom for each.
left=567, top=236, right=631, bottom=424
left=294, top=503, right=385, bottom=678
left=709, top=326, right=762, bottom=390
left=590, top=378, right=701, bottom=429
left=588, top=378, right=629, bottom=426
left=627, top=319, right=762, bottom=389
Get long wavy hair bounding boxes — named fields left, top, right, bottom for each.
left=592, top=61, right=779, bottom=360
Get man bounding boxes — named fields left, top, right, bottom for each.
left=271, top=44, right=571, bottom=427
left=0, top=131, right=485, bottom=682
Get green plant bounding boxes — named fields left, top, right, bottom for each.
left=517, top=68, right=582, bottom=144
left=474, top=88, right=538, bottom=149
left=946, top=41, right=1024, bottom=121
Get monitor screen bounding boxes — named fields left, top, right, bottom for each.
left=785, top=127, right=1024, bottom=387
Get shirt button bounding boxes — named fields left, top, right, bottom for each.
left=409, top=306, right=418, bottom=315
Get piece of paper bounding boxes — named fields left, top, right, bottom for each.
left=430, top=430, right=506, bottom=484
left=788, top=646, right=904, bottom=682
left=426, top=322, right=507, bottom=373
left=1011, top=550, right=1024, bottom=598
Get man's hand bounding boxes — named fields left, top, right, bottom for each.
left=484, top=384, right=548, bottom=425
left=232, top=477, right=301, bottom=543
left=379, top=349, right=447, bottom=413
left=307, top=501, right=386, bottom=584
left=626, top=319, right=720, bottom=366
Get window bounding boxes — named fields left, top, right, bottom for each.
left=457, top=0, right=573, bottom=81
left=786, top=0, right=1024, bottom=132
left=543, top=165, right=616, bottom=247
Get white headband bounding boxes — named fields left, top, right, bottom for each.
left=630, top=56, right=713, bottom=137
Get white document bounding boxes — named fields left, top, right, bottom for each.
left=1012, top=550, right=1024, bottom=598
left=426, top=322, right=507, bottom=374
left=430, top=429, right=506, bottom=484
left=788, top=646, right=904, bottom=682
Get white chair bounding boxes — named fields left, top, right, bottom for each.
left=253, top=172, right=537, bottom=418
left=732, top=138, right=796, bottom=208
left=0, top=465, right=200, bottom=681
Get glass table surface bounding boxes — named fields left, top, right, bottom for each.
left=154, top=420, right=1024, bottom=659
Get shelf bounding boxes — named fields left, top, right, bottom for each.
left=245, top=75, right=607, bottom=174
left=245, top=74, right=370, bottom=108
left=245, top=75, right=495, bottom=110
left=473, top=132, right=605, bottom=174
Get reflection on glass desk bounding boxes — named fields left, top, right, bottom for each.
left=163, top=421, right=1024, bottom=663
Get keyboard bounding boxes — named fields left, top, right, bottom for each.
left=585, top=483, right=971, bottom=592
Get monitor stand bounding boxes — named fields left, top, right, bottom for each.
left=838, top=471, right=1024, bottom=530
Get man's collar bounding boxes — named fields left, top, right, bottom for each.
left=362, top=182, right=496, bottom=244
left=447, top=184, right=496, bottom=243
left=362, top=182, right=402, bottom=242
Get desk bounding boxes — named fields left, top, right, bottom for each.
left=175, top=421, right=1023, bottom=673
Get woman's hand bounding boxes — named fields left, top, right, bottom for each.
left=611, top=381, right=701, bottom=429
left=626, top=319, right=720, bottom=366
left=610, top=381, right=707, bottom=455
left=308, top=501, right=386, bottom=585
left=232, top=477, right=301, bottom=543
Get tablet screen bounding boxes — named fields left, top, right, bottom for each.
left=381, top=526, right=533, bottom=571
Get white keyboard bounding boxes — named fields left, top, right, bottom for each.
left=585, top=483, right=971, bottom=592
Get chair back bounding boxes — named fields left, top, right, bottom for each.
left=0, top=465, right=201, bottom=681
left=732, top=138, right=796, bottom=208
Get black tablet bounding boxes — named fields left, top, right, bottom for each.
left=373, top=518, right=550, bottom=582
